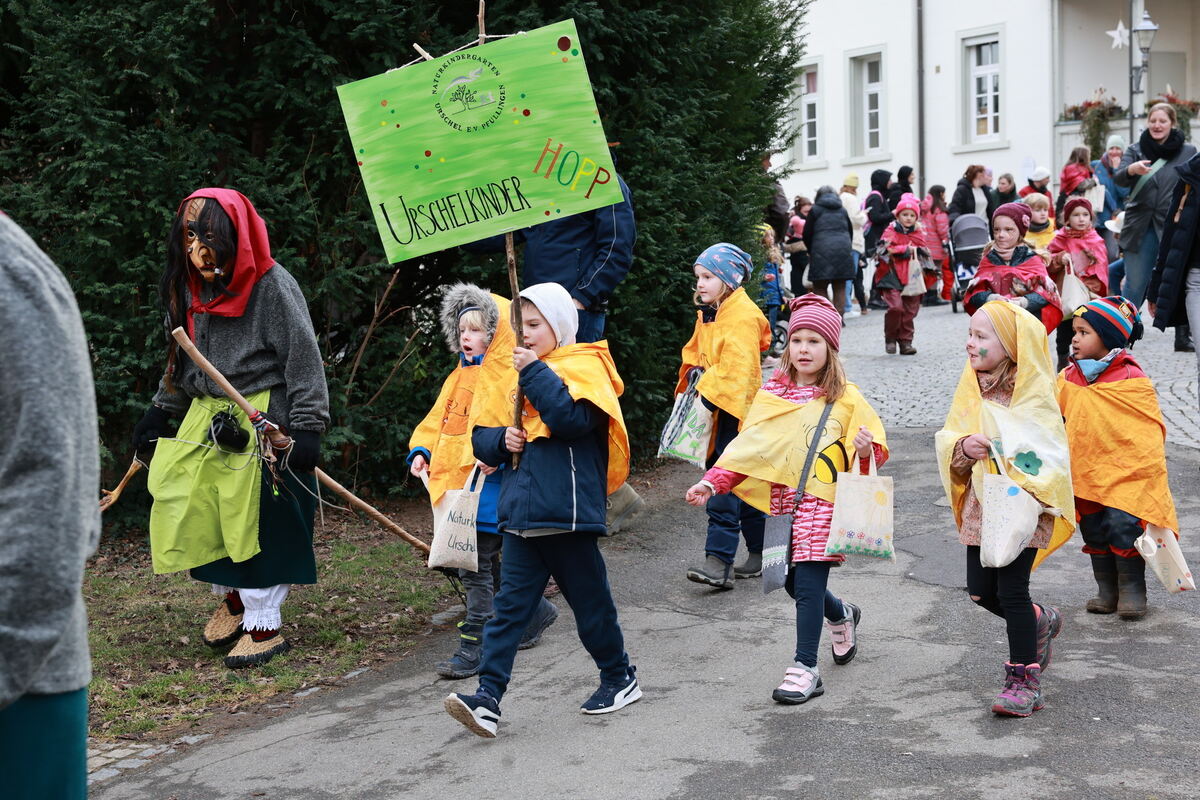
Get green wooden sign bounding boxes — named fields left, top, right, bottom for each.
left=337, top=19, right=621, bottom=264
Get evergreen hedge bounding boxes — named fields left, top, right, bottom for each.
left=0, top=1, right=805, bottom=528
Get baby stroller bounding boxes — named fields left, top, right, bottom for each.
left=947, top=215, right=990, bottom=313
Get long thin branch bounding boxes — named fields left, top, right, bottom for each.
left=344, top=268, right=400, bottom=401
left=363, top=327, right=421, bottom=408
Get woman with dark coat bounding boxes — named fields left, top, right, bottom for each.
left=948, top=165, right=998, bottom=228
left=887, top=165, right=916, bottom=211
left=1149, top=151, right=1200, bottom=377
left=863, top=169, right=894, bottom=309
left=802, top=185, right=856, bottom=315
left=1113, top=102, right=1198, bottom=319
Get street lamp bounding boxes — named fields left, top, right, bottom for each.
left=1129, top=9, right=1159, bottom=138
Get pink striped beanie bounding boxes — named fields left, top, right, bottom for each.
left=787, top=293, right=841, bottom=350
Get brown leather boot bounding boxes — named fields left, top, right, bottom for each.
left=899, top=340, right=917, bottom=355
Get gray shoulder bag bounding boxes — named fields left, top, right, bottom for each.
left=762, top=400, right=835, bottom=594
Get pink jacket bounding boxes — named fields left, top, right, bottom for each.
left=919, top=197, right=950, bottom=261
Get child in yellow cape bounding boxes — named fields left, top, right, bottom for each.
left=686, top=294, right=887, bottom=705
left=1058, top=296, right=1179, bottom=620
left=407, top=284, right=558, bottom=681
left=445, top=282, right=637, bottom=739
left=678, top=242, right=772, bottom=589
left=935, top=300, right=1074, bottom=718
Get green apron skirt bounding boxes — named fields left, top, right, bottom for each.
left=149, top=392, right=317, bottom=588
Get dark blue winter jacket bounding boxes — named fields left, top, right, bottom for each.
left=465, top=174, right=636, bottom=312
left=472, top=360, right=610, bottom=535
left=1150, top=152, right=1200, bottom=330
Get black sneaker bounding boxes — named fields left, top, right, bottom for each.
left=518, top=599, right=559, bottom=650
left=444, top=690, right=501, bottom=738
left=580, top=666, right=642, bottom=715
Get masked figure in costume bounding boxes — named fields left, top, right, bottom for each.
left=131, top=188, right=330, bottom=668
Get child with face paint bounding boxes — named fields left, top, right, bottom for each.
left=1047, top=197, right=1109, bottom=369
left=936, top=301, right=1075, bottom=717
left=445, top=283, right=636, bottom=738
left=407, top=284, right=559, bottom=680
left=686, top=294, right=888, bottom=705
left=131, top=189, right=330, bottom=669
left=875, top=193, right=929, bottom=355
left=678, top=244, right=772, bottom=588
left=964, top=203, right=1064, bottom=335
left=1057, top=297, right=1178, bottom=620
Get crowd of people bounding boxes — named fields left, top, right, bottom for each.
left=771, top=102, right=1200, bottom=366
left=7, top=106, right=1200, bottom=796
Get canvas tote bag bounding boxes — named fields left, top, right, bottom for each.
left=422, top=467, right=482, bottom=571
left=658, top=367, right=715, bottom=467
left=979, top=446, right=1042, bottom=568
left=823, top=457, right=895, bottom=561
left=763, top=401, right=835, bottom=594
left=1135, top=525, right=1195, bottom=594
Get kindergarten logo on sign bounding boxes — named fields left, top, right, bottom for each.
left=431, top=53, right=506, bottom=132
left=337, top=19, right=623, bottom=264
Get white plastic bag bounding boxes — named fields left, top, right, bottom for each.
left=824, top=458, right=895, bottom=560
left=423, top=467, right=481, bottom=571
left=1058, top=256, right=1094, bottom=314
left=658, top=369, right=714, bottom=467
left=1135, top=525, right=1195, bottom=593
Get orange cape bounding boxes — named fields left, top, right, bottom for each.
left=1057, top=375, right=1179, bottom=533
left=510, top=341, right=630, bottom=495
left=408, top=294, right=516, bottom=505
left=676, top=287, right=771, bottom=423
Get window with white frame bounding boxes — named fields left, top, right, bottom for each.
left=799, top=67, right=819, bottom=161
left=967, top=37, right=1000, bottom=142
left=849, top=53, right=883, bottom=157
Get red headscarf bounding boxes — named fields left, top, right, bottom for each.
left=182, top=188, right=274, bottom=334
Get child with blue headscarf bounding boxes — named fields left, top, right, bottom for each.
left=676, top=244, right=772, bottom=588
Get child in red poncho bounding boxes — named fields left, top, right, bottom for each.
left=1047, top=197, right=1109, bottom=369
left=964, top=203, right=1064, bottom=335
left=1055, top=147, right=1096, bottom=220
left=875, top=193, right=929, bottom=355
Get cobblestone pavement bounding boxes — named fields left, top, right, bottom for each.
left=831, top=301, right=1200, bottom=449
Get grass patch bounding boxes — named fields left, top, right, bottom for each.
left=86, top=498, right=454, bottom=742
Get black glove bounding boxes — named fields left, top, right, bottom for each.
left=131, top=405, right=172, bottom=457
left=289, top=430, right=321, bottom=473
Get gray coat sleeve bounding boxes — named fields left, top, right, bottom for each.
left=264, top=269, right=330, bottom=432
left=0, top=215, right=100, bottom=709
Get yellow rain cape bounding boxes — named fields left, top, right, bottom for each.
left=513, top=340, right=630, bottom=495
left=935, top=302, right=1075, bottom=567
left=676, top=287, right=771, bottom=423
left=1057, top=372, right=1178, bottom=533
left=715, top=383, right=887, bottom=513
left=408, top=294, right=516, bottom=506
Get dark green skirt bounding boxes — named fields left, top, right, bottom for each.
left=191, top=468, right=318, bottom=588
left=0, top=688, right=87, bottom=799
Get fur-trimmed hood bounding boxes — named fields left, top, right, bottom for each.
left=439, top=282, right=498, bottom=352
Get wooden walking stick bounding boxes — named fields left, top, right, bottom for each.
left=99, top=457, right=146, bottom=512
left=505, top=231, right=526, bottom=468
left=170, top=328, right=431, bottom=554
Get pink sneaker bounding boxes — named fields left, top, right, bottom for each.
left=772, top=663, right=824, bottom=705
left=827, top=602, right=861, bottom=665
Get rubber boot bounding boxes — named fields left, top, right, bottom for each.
left=1114, top=554, right=1148, bottom=620
left=435, top=622, right=483, bottom=679
left=1086, top=552, right=1118, bottom=614
left=686, top=555, right=734, bottom=589
left=733, top=551, right=763, bottom=579
left=899, top=340, right=917, bottom=355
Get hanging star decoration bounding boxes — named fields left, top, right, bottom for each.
left=1106, top=19, right=1129, bottom=50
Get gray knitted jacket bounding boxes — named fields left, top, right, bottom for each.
left=153, top=265, right=330, bottom=432
left=0, top=214, right=101, bottom=708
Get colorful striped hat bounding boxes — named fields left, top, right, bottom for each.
left=1074, top=296, right=1143, bottom=350
left=788, top=293, right=842, bottom=350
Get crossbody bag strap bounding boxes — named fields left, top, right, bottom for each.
left=1129, top=158, right=1167, bottom=202
left=781, top=399, right=835, bottom=563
